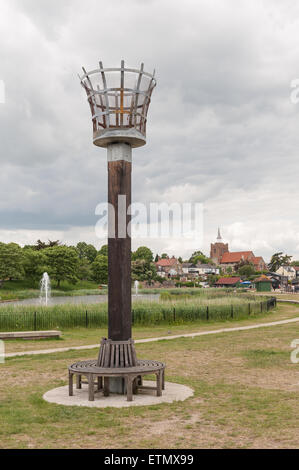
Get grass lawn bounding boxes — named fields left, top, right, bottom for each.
left=0, top=303, right=298, bottom=449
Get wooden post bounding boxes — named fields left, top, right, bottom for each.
left=156, top=371, right=162, bottom=397
left=68, top=372, right=73, bottom=397
left=104, top=377, right=110, bottom=397
left=108, top=143, right=132, bottom=342
left=88, top=374, right=95, bottom=402
left=76, top=375, right=82, bottom=390
left=126, top=376, right=133, bottom=402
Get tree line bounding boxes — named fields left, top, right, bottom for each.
left=0, top=241, right=162, bottom=288
left=1, top=240, right=295, bottom=289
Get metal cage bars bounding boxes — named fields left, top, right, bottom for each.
left=80, top=61, right=156, bottom=137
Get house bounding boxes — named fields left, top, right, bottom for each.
left=182, top=263, right=193, bottom=275
left=276, top=265, right=296, bottom=281
left=254, top=275, right=272, bottom=292
left=196, top=264, right=220, bottom=276
left=181, top=262, right=220, bottom=278
left=210, top=229, right=267, bottom=272
left=155, top=256, right=182, bottom=278
left=293, top=266, right=299, bottom=278
left=215, top=276, right=241, bottom=288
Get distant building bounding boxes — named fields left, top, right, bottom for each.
left=215, top=276, right=241, bottom=288
left=196, top=264, right=220, bottom=276
left=210, top=229, right=267, bottom=272
left=254, top=275, right=272, bottom=292
left=181, top=262, right=219, bottom=278
left=155, top=256, right=182, bottom=278
left=210, top=228, right=229, bottom=264
left=275, top=265, right=296, bottom=281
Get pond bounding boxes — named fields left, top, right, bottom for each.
left=0, top=294, right=160, bottom=308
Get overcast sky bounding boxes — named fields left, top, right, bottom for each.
left=0, top=0, right=299, bottom=261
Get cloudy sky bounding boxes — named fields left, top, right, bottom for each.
left=1, top=0, right=299, bottom=261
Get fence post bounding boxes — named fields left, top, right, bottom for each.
left=248, top=303, right=251, bottom=315
left=86, top=310, right=88, bottom=328
left=132, top=309, right=135, bottom=325
left=173, top=307, right=176, bottom=323
left=34, top=312, right=37, bottom=331
left=231, top=305, right=233, bottom=319
left=206, top=306, right=209, bottom=321
left=260, top=302, right=263, bottom=313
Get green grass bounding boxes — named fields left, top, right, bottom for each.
left=0, top=314, right=298, bottom=449
left=242, top=349, right=290, bottom=368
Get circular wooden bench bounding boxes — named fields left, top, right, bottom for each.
left=68, top=359, right=166, bottom=402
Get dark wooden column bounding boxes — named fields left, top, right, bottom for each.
left=108, top=144, right=132, bottom=341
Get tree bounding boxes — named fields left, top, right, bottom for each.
left=238, top=264, right=256, bottom=277
left=132, top=246, right=153, bottom=264
left=189, top=250, right=212, bottom=265
left=154, top=254, right=159, bottom=263
left=0, top=243, right=24, bottom=284
left=207, top=274, right=220, bottom=286
left=178, top=257, right=183, bottom=264
left=235, top=259, right=255, bottom=275
left=161, top=253, right=168, bottom=259
left=23, top=249, right=47, bottom=283
left=44, top=246, right=79, bottom=288
left=91, top=254, right=108, bottom=284
left=76, top=242, right=97, bottom=263
left=269, top=252, right=292, bottom=272
left=35, top=240, right=61, bottom=251
left=77, top=258, right=93, bottom=281
left=132, top=259, right=157, bottom=283
left=98, top=244, right=108, bottom=257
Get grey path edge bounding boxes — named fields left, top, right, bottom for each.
left=5, top=316, right=299, bottom=358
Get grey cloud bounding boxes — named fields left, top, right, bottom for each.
left=0, top=0, right=299, bottom=259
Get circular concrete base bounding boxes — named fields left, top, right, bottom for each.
left=43, top=381, right=194, bottom=408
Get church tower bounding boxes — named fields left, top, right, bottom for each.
left=210, top=228, right=229, bottom=265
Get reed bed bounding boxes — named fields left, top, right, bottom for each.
left=0, top=293, right=276, bottom=332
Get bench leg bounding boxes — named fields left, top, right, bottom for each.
left=97, top=376, right=103, bottom=391
left=76, top=374, right=82, bottom=390
left=104, top=377, right=110, bottom=397
left=133, top=377, right=138, bottom=395
left=88, top=374, right=94, bottom=401
left=162, top=369, right=165, bottom=391
left=156, top=371, right=162, bottom=397
left=126, top=376, right=133, bottom=402
left=69, top=372, right=74, bottom=397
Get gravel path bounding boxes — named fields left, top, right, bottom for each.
left=5, top=316, right=299, bottom=358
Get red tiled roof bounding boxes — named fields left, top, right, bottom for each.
left=215, top=276, right=241, bottom=285
left=252, top=256, right=265, bottom=265
left=156, top=257, right=178, bottom=267
left=293, top=266, right=299, bottom=271
left=221, top=251, right=254, bottom=264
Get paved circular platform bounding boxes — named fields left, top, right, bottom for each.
left=43, top=381, right=194, bottom=408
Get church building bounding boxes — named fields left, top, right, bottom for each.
left=210, top=229, right=267, bottom=272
